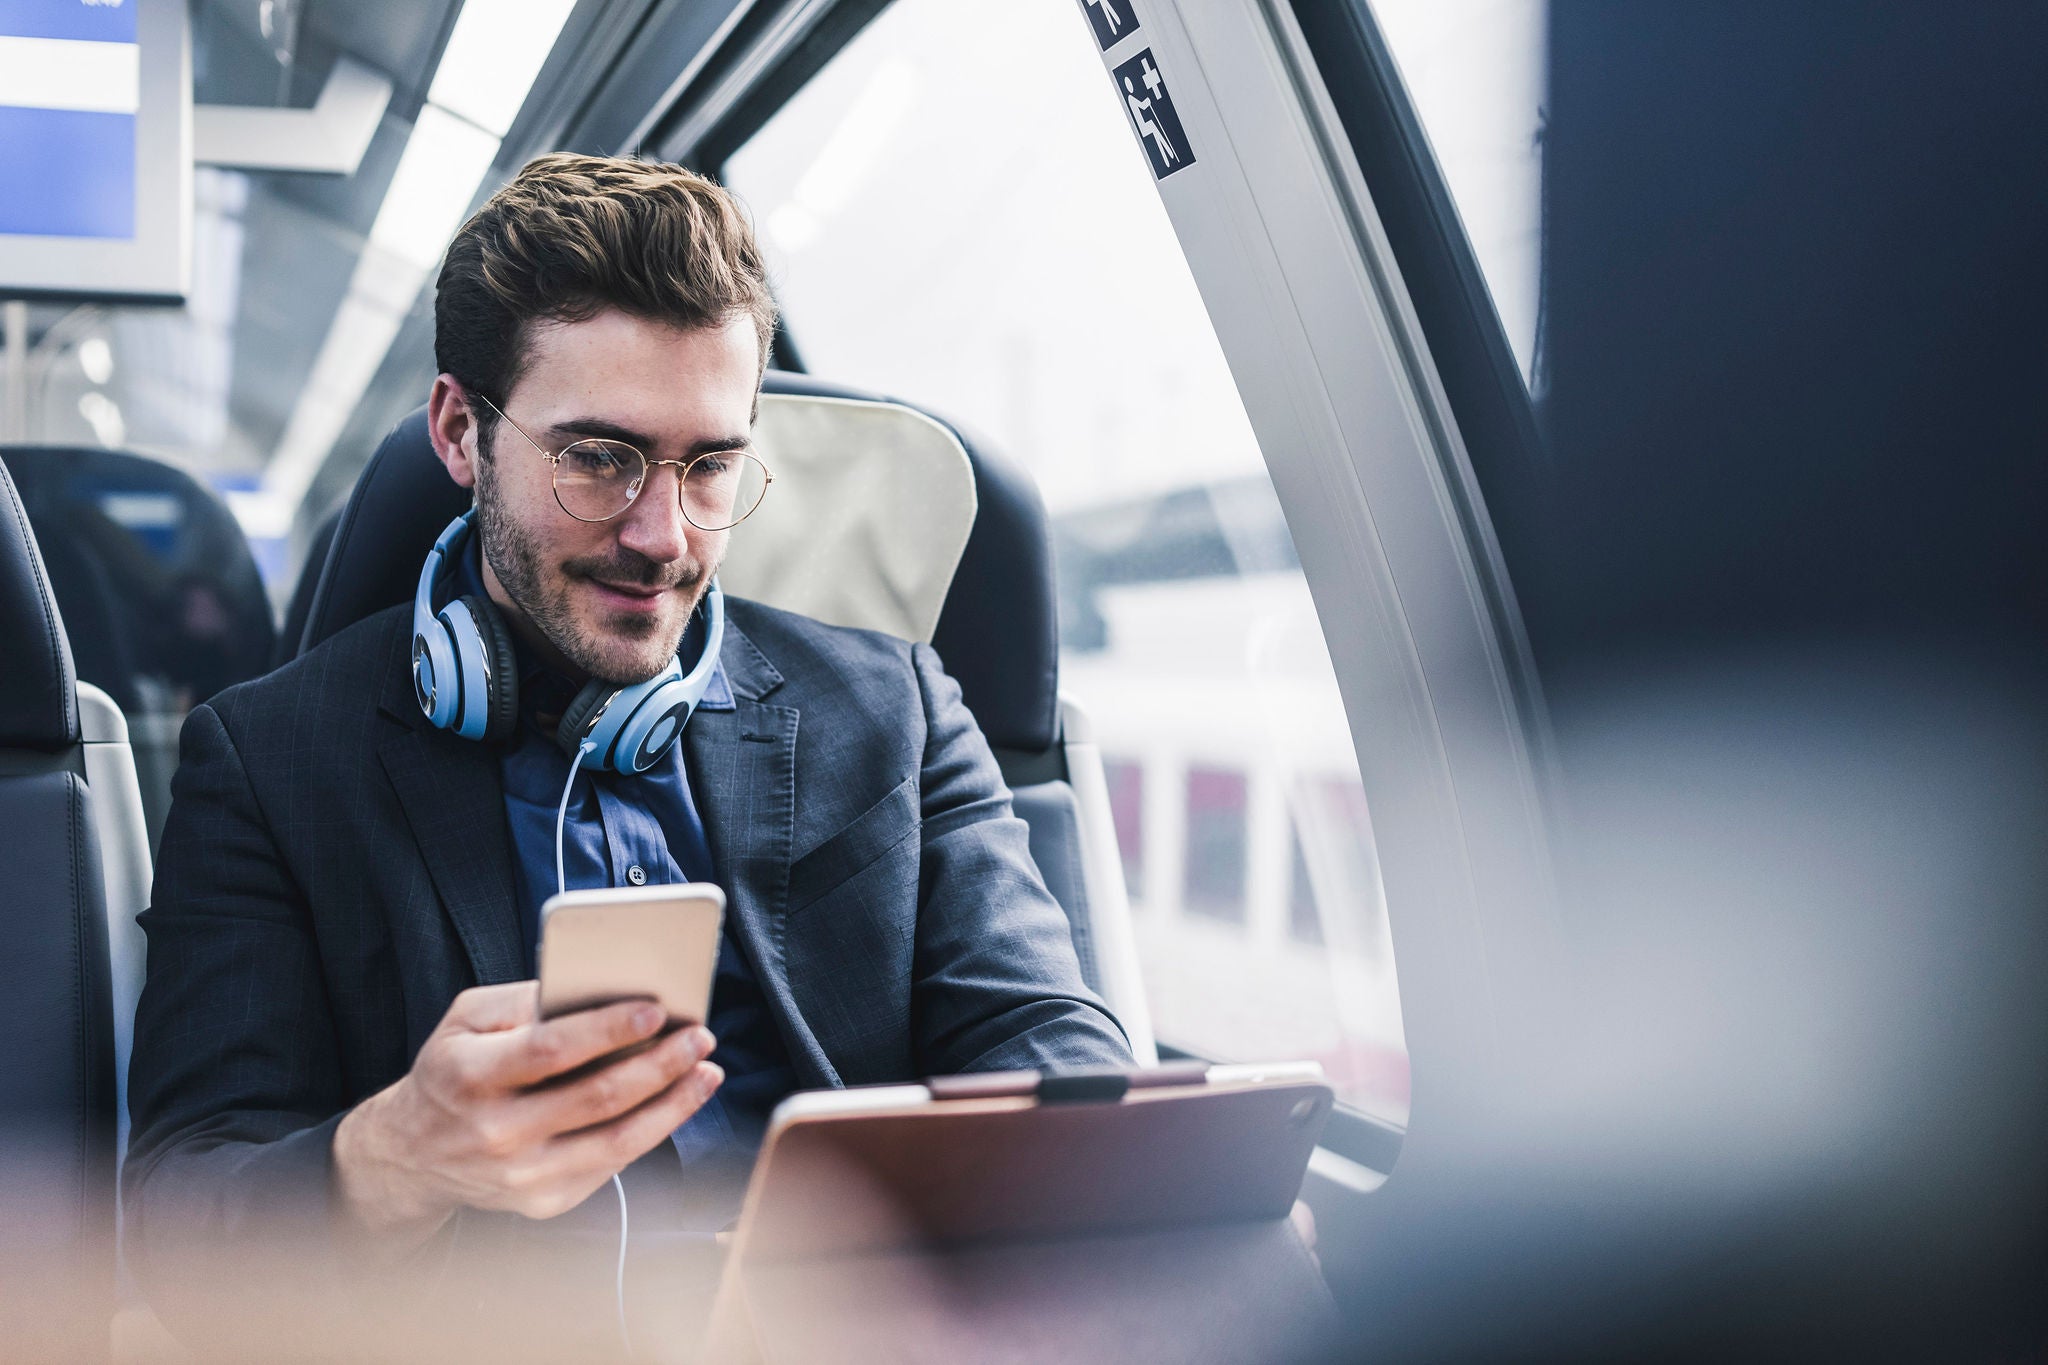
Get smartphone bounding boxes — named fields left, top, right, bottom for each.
left=537, top=882, right=726, bottom=1028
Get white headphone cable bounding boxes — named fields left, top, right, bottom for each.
left=611, top=1172, right=633, bottom=1358
left=554, top=740, right=592, bottom=900
left=553, top=742, right=635, bottom=1358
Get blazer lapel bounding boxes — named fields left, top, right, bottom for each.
left=376, top=661, right=525, bottom=989
left=685, top=621, right=841, bottom=1087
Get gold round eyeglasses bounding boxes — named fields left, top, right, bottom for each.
left=475, top=392, right=772, bottom=531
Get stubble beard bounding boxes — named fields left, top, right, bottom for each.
left=473, top=464, right=707, bottom=685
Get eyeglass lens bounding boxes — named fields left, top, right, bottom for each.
left=552, top=440, right=769, bottom=530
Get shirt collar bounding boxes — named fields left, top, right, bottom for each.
left=451, top=540, right=734, bottom=716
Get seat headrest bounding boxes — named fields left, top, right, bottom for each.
left=293, top=406, right=465, bottom=664
left=0, top=458, right=78, bottom=751
left=743, top=373, right=1063, bottom=752
left=717, top=392, right=977, bottom=645
left=298, top=371, right=1061, bottom=752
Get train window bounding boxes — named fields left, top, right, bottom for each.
left=1367, top=0, right=1547, bottom=384
left=1288, top=830, right=1325, bottom=948
left=1184, top=768, right=1250, bottom=924
left=726, top=0, right=1408, bottom=1120
left=1103, top=757, right=1146, bottom=900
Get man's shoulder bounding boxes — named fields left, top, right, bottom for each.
left=205, top=603, right=411, bottom=733
left=723, top=595, right=921, bottom=677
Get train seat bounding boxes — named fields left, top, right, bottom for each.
left=0, top=448, right=187, bottom=1354
left=0, top=446, right=278, bottom=852
left=291, top=371, right=1155, bottom=1060
left=0, top=458, right=119, bottom=1360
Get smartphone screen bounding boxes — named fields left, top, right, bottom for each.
left=537, top=882, right=726, bottom=1026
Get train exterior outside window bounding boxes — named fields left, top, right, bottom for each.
left=1370, top=0, right=1547, bottom=387
left=1102, top=755, right=1145, bottom=898
left=1182, top=766, right=1249, bottom=924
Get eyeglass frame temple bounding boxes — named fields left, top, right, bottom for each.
left=467, top=388, right=772, bottom=528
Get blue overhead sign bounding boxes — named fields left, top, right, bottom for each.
left=0, top=0, right=140, bottom=240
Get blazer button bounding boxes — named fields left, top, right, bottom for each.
left=627, top=865, right=647, bottom=886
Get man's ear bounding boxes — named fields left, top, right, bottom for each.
left=428, top=375, right=482, bottom=490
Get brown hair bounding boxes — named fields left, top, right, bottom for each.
left=434, top=153, right=777, bottom=451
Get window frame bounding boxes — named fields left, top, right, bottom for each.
left=628, top=0, right=1565, bottom=1167
left=1285, top=0, right=1552, bottom=739
left=1160, top=1040, right=1406, bottom=1175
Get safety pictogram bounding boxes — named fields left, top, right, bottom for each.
left=1112, top=49, right=1195, bottom=180
left=1079, top=0, right=1139, bottom=51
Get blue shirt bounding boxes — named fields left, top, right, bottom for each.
left=451, top=549, right=795, bottom=1229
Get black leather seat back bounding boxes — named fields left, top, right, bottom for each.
left=0, top=459, right=116, bottom=1358
left=275, top=508, right=340, bottom=671
left=288, top=404, right=452, bottom=659
left=747, top=372, right=1063, bottom=755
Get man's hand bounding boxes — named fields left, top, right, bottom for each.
left=333, top=982, right=722, bottom=1250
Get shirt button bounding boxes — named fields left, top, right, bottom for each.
left=627, top=865, right=647, bottom=886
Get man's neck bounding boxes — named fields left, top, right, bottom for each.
left=476, top=546, right=587, bottom=685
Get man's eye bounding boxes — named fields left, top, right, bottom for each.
left=566, top=443, right=631, bottom=475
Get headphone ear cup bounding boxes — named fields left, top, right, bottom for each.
left=557, top=680, right=613, bottom=765
left=465, top=595, right=520, bottom=744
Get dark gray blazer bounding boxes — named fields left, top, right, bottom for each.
left=124, top=597, right=1129, bottom=1319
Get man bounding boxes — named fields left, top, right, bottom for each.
left=125, top=155, right=1130, bottom=1353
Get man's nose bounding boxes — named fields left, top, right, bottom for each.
left=613, top=462, right=691, bottom=564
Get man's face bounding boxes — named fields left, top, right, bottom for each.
left=458, top=309, right=760, bottom=685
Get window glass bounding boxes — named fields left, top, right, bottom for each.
left=1288, top=831, right=1324, bottom=947
left=727, top=0, right=1407, bottom=1122
left=1103, top=757, right=1146, bottom=899
left=1367, top=0, right=1547, bottom=386
left=1183, top=768, right=1249, bottom=924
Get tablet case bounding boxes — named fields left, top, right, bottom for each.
left=699, top=1071, right=1343, bottom=1364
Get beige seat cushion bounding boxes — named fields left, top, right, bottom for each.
left=717, top=393, right=977, bottom=645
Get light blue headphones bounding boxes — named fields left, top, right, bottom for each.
left=411, top=509, right=725, bottom=774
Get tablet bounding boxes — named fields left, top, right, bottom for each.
left=701, top=1062, right=1340, bottom=1363
left=732, top=1062, right=1334, bottom=1260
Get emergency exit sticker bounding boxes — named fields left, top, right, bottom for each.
left=1113, top=49, right=1195, bottom=181
left=1079, top=0, right=1139, bottom=50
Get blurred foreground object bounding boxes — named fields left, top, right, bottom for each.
left=1321, top=4, right=2048, bottom=1359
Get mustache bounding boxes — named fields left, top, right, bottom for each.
left=562, top=550, right=700, bottom=591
